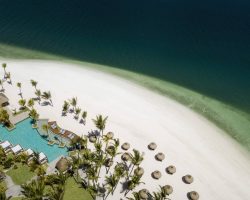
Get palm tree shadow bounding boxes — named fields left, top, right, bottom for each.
left=88, top=130, right=100, bottom=137
left=41, top=101, right=51, bottom=106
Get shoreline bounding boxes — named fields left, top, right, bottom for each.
left=1, top=59, right=250, bottom=199
left=0, top=43, right=250, bottom=150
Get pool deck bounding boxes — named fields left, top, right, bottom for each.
left=5, top=107, right=29, bottom=125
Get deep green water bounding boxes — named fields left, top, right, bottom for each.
left=0, top=0, right=250, bottom=148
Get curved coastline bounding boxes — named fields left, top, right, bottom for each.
left=1, top=58, right=250, bottom=199
left=1, top=43, right=250, bottom=150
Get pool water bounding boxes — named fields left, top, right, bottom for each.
left=0, top=118, right=68, bottom=162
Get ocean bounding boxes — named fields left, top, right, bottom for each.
left=0, top=0, right=250, bottom=148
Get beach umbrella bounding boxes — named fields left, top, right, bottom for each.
left=183, top=175, right=194, bottom=184
left=148, top=142, right=157, bottom=150
left=188, top=191, right=199, bottom=200
left=121, top=152, right=130, bottom=162
left=106, top=132, right=114, bottom=139
left=151, top=170, right=162, bottom=179
left=155, top=152, right=165, bottom=161
left=104, top=158, right=113, bottom=167
left=121, top=142, right=130, bottom=151
left=134, top=167, right=144, bottom=176
left=139, top=189, right=149, bottom=199
left=89, top=135, right=97, bottom=143
left=166, top=165, right=176, bottom=175
left=55, top=157, right=71, bottom=173
left=162, top=185, right=173, bottom=195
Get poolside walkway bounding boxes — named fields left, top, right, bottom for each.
left=46, top=156, right=62, bottom=175
left=5, top=175, right=22, bottom=198
left=5, top=107, right=29, bottom=125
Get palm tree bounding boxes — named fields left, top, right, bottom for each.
left=5, top=72, right=11, bottom=84
left=2, top=63, right=7, bottom=76
left=21, top=178, right=45, bottom=200
left=75, top=107, right=81, bottom=119
left=18, top=99, right=26, bottom=110
left=29, top=109, right=39, bottom=125
left=126, top=192, right=140, bottom=200
left=70, top=97, right=77, bottom=112
left=0, top=79, right=4, bottom=92
left=28, top=98, right=35, bottom=109
left=30, top=79, right=38, bottom=91
left=125, top=175, right=145, bottom=197
left=104, top=174, right=119, bottom=199
left=42, top=91, right=52, bottom=106
left=47, top=183, right=65, bottom=200
left=42, top=124, right=49, bottom=137
left=129, top=149, right=144, bottom=176
left=62, top=101, right=69, bottom=115
left=35, top=89, right=42, bottom=104
left=0, top=109, right=11, bottom=127
left=92, top=115, right=108, bottom=137
left=81, top=111, right=87, bottom=125
left=0, top=192, right=11, bottom=200
left=17, top=82, right=22, bottom=95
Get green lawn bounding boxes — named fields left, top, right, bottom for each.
left=0, top=180, right=7, bottom=193
left=6, top=163, right=35, bottom=185
left=11, top=197, right=23, bottom=200
left=64, top=177, right=93, bottom=200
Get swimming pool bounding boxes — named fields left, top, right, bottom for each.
left=0, top=118, right=68, bottom=162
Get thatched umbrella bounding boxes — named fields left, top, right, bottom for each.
left=106, top=132, right=114, bottom=139
left=121, top=142, right=130, bottom=151
left=139, top=189, right=149, bottom=199
left=182, top=175, right=194, bottom=184
left=55, top=157, right=71, bottom=173
left=151, top=170, right=162, bottom=179
left=121, top=152, right=130, bottom=162
left=148, top=142, right=157, bottom=150
left=104, top=158, right=113, bottom=168
left=188, top=191, right=199, bottom=200
left=155, top=152, right=165, bottom=161
left=166, top=165, right=176, bottom=175
left=89, top=135, right=97, bottom=143
left=162, top=185, right=173, bottom=195
left=134, top=167, right=144, bottom=176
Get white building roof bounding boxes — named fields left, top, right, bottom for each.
left=11, top=145, right=22, bottom=154
left=0, top=141, right=11, bottom=149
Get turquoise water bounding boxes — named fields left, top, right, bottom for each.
left=0, top=119, right=68, bottom=162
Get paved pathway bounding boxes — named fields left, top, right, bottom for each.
left=46, top=156, right=62, bottom=174
left=5, top=175, right=22, bottom=198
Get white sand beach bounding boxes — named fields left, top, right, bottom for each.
left=1, top=59, right=250, bottom=199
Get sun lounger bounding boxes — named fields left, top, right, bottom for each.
left=11, top=144, right=23, bottom=155
left=0, top=141, right=12, bottom=153
left=39, top=152, right=48, bottom=164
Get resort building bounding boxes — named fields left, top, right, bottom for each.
left=0, top=93, right=9, bottom=107
left=37, top=119, right=79, bottom=147
left=48, top=121, right=78, bottom=147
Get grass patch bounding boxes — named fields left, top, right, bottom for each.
left=6, top=163, right=35, bottom=185
left=64, top=177, right=93, bottom=200
left=0, top=180, right=7, bottom=193
left=10, top=197, right=23, bottom=200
